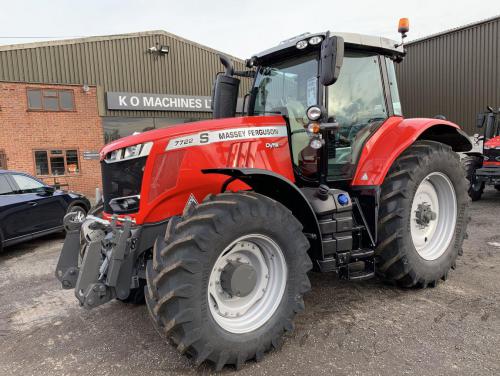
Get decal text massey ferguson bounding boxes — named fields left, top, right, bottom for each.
left=166, top=126, right=288, bottom=151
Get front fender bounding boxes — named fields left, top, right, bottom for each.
left=352, top=117, right=472, bottom=186
left=202, top=168, right=323, bottom=260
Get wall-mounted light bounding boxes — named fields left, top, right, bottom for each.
left=147, top=43, right=169, bottom=56
left=82, top=83, right=90, bottom=93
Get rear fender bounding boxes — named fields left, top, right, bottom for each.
left=202, top=168, right=323, bottom=260
left=352, top=117, right=472, bottom=186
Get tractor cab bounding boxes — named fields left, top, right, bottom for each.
left=464, top=107, right=500, bottom=200
left=476, top=107, right=500, bottom=164
left=213, top=30, right=405, bottom=185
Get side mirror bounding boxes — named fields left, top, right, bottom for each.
left=476, top=113, right=486, bottom=128
left=319, top=36, right=344, bottom=86
left=212, top=54, right=240, bottom=119
left=37, top=185, right=55, bottom=196
left=485, top=113, right=496, bottom=139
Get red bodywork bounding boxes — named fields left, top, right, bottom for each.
left=352, top=117, right=463, bottom=185
left=100, top=115, right=464, bottom=225
left=483, top=136, right=500, bottom=167
left=101, top=116, right=294, bottom=224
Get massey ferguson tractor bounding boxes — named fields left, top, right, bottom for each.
left=56, top=20, right=472, bottom=370
left=463, top=106, right=500, bottom=200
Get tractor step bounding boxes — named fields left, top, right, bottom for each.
left=348, top=269, right=375, bottom=281
left=316, top=248, right=376, bottom=281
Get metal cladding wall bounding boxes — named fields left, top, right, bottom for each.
left=0, top=31, right=249, bottom=119
left=395, top=16, right=500, bottom=135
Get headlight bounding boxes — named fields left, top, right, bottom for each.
left=308, top=36, right=323, bottom=45
left=105, top=142, right=153, bottom=163
left=309, top=138, right=323, bottom=149
left=296, top=40, right=308, bottom=49
left=307, top=106, right=322, bottom=121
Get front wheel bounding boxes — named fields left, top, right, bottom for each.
left=462, top=155, right=484, bottom=201
left=376, top=141, right=469, bottom=288
left=145, top=192, right=312, bottom=370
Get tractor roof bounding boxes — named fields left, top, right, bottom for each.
left=253, top=31, right=404, bottom=61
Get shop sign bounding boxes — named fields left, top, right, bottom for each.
left=106, top=92, right=212, bottom=112
left=83, top=151, right=100, bottom=160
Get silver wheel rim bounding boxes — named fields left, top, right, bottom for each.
left=71, top=209, right=86, bottom=223
left=410, top=172, right=457, bottom=261
left=208, top=234, right=287, bottom=334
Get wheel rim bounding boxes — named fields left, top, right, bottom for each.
left=410, top=172, right=457, bottom=261
left=208, top=234, right=287, bottom=334
left=69, top=207, right=86, bottom=222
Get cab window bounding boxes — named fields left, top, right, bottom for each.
left=386, top=57, right=402, bottom=116
left=327, top=51, right=388, bottom=180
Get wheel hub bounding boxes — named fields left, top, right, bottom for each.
left=208, top=235, right=287, bottom=334
left=415, top=202, right=437, bottom=228
left=220, top=261, right=257, bottom=297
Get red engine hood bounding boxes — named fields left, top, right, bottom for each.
left=100, top=115, right=285, bottom=159
left=485, top=136, right=500, bottom=148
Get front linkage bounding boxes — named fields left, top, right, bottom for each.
left=55, top=212, right=146, bottom=309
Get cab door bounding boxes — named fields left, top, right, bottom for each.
left=325, top=50, right=391, bottom=181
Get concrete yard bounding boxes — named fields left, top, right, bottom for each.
left=1, top=189, right=499, bottom=375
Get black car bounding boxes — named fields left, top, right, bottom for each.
left=0, top=170, right=90, bottom=251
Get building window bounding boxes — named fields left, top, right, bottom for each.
left=34, top=149, right=80, bottom=176
left=27, top=89, right=75, bottom=111
left=0, top=149, right=7, bottom=170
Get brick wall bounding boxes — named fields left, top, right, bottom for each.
left=0, top=81, right=103, bottom=199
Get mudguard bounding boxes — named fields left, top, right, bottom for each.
left=352, top=117, right=472, bottom=186
left=202, top=168, right=323, bottom=260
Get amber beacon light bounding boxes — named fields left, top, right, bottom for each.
left=398, top=18, right=410, bottom=35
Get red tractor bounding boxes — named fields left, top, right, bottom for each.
left=56, top=21, right=471, bottom=370
left=463, top=106, right=500, bottom=200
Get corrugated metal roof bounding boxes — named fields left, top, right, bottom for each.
left=407, top=14, right=500, bottom=45
left=0, top=30, right=249, bottom=118
left=0, top=30, right=243, bottom=62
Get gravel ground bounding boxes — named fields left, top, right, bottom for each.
left=1, top=188, right=499, bottom=376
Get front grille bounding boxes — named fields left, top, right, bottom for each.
left=101, top=157, right=147, bottom=213
left=484, top=148, right=500, bottom=162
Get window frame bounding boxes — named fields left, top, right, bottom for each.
left=322, top=49, right=392, bottom=182
left=26, top=88, right=76, bottom=112
left=33, top=148, right=81, bottom=177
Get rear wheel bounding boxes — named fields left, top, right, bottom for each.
left=145, top=192, right=312, bottom=370
left=376, top=141, right=469, bottom=287
left=462, top=155, right=484, bottom=201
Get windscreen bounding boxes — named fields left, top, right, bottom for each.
left=252, top=52, right=319, bottom=168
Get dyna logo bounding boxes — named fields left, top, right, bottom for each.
left=266, top=143, right=280, bottom=149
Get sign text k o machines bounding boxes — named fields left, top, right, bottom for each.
left=106, top=92, right=213, bottom=112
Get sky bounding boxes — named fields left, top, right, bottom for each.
left=0, top=0, right=499, bottom=58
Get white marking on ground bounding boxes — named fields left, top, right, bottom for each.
left=487, top=242, right=500, bottom=247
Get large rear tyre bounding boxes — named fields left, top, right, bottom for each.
left=145, top=192, right=312, bottom=370
left=462, top=155, right=484, bottom=201
left=376, top=141, right=469, bottom=288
